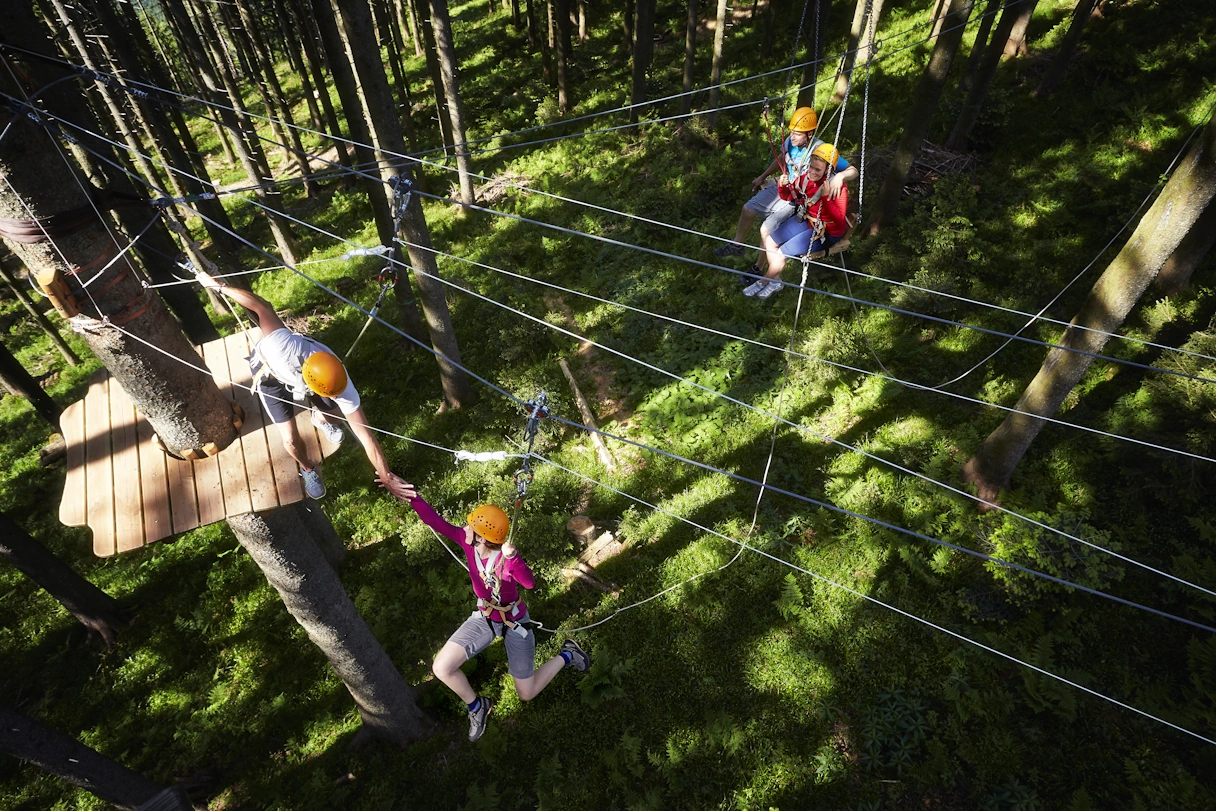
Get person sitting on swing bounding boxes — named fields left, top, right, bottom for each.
left=714, top=106, right=856, bottom=270
left=196, top=271, right=411, bottom=501
left=388, top=481, right=590, bottom=743
left=744, top=142, right=851, bottom=300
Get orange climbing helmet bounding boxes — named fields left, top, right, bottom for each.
left=811, top=142, right=840, bottom=168
left=302, top=351, right=348, bottom=398
left=468, top=504, right=510, bottom=545
left=788, top=106, right=818, bottom=133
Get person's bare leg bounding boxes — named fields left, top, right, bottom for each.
left=277, top=419, right=320, bottom=470
left=761, top=234, right=787, bottom=280
left=513, top=654, right=567, bottom=702
left=433, top=641, right=477, bottom=703
left=733, top=206, right=758, bottom=243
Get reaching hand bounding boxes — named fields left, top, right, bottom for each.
left=823, top=174, right=845, bottom=200
left=751, top=175, right=767, bottom=193
left=196, top=270, right=221, bottom=290
left=376, top=473, right=416, bottom=501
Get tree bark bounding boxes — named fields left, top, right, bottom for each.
left=1001, top=0, right=1039, bottom=58
left=373, top=0, right=420, bottom=152
left=228, top=504, right=433, bottom=747
left=0, top=513, right=125, bottom=646
left=958, top=0, right=999, bottom=94
left=623, top=0, right=635, bottom=54
left=0, top=704, right=162, bottom=810
left=420, top=6, right=456, bottom=151
left=630, top=0, right=657, bottom=125
left=834, top=0, right=885, bottom=104
left=0, top=253, right=79, bottom=366
left=0, top=340, right=61, bottom=427
left=929, top=0, right=948, bottom=39
left=525, top=0, right=540, bottom=48
left=290, top=0, right=355, bottom=171
left=962, top=110, right=1216, bottom=501
left=944, top=0, right=1021, bottom=150
left=681, top=0, right=698, bottom=117
left=863, top=0, right=974, bottom=236
left=428, top=0, right=477, bottom=205
left=555, top=0, right=574, bottom=113
left=401, top=0, right=425, bottom=56
left=578, top=0, right=587, bottom=40
left=759, top=0, right=777, bottom=60
left=273, top=0, right=326, bottom=132
left=1033, top=0, right=1098, bottom=97
left=1154, top=200, right=1216, bottom=297
left=705, top=0, right=727, bottom=127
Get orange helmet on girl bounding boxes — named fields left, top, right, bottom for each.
left=467, top=504, right=509, bottom=545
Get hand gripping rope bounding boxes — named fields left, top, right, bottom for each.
left=345, top=177, right=413, bottom=358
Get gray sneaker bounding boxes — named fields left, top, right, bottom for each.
left=713, top=243, right=745, bottom=258
left=561, top=638, right=590, bottom=672
left=468, top=696, right=493, bottom=742
left=756, top=279, right=783, bottom=300
left=311, top=408, right=344, bottom=446
left=743, top=279, right=770, bottom=297
left=300, top=467, right=326, bottom=499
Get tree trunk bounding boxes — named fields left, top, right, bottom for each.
left=290, top=0, right=355, bottom=171
left=427, top=0, right=477, bottom=206
left=0, top=254, right=79, bottom=366
left=944, top=0, right=1021, bottom=150
left=162, top=0, right=300, bottom=266
left=401, top=0, right=425, bottom=56
left=555, top=0, right=574, bottom=113
left=759, top=0, right=777, bottom=59
left=863, top=0, right=974, bottom=236
left=0, top=14, right=238, bottom=458
left=420, top=7, right=456, bottom=151
left=1001, top=0, right=1038, bottom=58
left=578, top=0, right=587, bottom=40
left=1033, top=0, right=1098, bottom=97
left=958, top=0, right=999, bottom=94
left=623, top=0, right=635, bottom=54
left=525, top=0, right=539, bottom=48
left=1154, top=200, right=1216, bottom=297
left=374, top=0, right=420, bottom=152
left=0, top=513, right=125, bottom=645
left=796, top=0, right=833, bottom=110
left=333, top=0, right=476, bottom=407
left=705, top=0, right=727, bottom=127
left=628, top=0, right=656, bottom=126
left=680, top=0, right=698, bottom=117
left=273, top=0, right=326, bottom=132
left=962, top=109, right=1216, bottom=501
left=0, top=341, right=61, bottom=427
left=834, top=0, right=885, bottom=104
left=228, top=504, right=433, bottom=747
left=0, top=704, right=162, bottom=810
left=929, top=0, right=948, bottom=39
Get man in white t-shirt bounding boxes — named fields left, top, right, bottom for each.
left=197, top=272, right=410, bottom=501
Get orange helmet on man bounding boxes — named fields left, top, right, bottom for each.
left=302, top=351, right=348, bottom=398
left=467, top=504, right=510, bottom=545
left=788, top=106, right=818, bottom=133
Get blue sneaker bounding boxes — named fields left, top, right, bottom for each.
left=300, top=467, right=326, bottom=499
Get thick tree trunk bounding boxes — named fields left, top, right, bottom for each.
left=958, top=0, right=999, bottom=94
left=1033, top=0, right=1098, bottom=97
left=863, top=0, right=974, bottom=236
left=0, top=704, right=162, bottom=810
left=681, top=0, right=698, bottom=117
left=705, top=0, right=726, bottom=127
left=629, top=0, right=657, bottom=125
left=834, top=0, right=885, bottom=104
left=0, top=513, right=125, bottom=645
left=0, top=254, right=79, bottom=366
left=428, top=0, right=477, bottom=205
left=163, top=0, right=300, bottom=266
left=228, top=504, right=432, bottom=747
left=334, top=0, right=476, bottom=408
left=1154, top=200, right=1216, bottom=296
left=420, top=7, right=456, bottom=151
left=555, top=0, right=574, bottom=113
left=0, top=16, right=238, bottom=458
left=962, top=110, right=1216, bottom=501
left=0, top=341, right=60, bottom=427
left=1000, top=0, right=1039, bottom=58
left=944, top=0, right=1021, bottom=150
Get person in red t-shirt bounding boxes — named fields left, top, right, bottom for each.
left=743, top=142, right=850, bottom=300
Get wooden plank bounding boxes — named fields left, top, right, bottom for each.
left=204, top=340, right=252, bottom=517
left=165, top=448, right=199, bottom=535
left=59, top=398, right=87, bottom=527
left=226, top=332, right=279, bottom=512
left=108, top=381, right=145, bottom=553
left=83, top=375, right=115, bottom=557
left=192, top=341, right=227, bottom=526
left=136, top=405, right=172, bottom=545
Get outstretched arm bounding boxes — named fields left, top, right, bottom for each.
left=196, top=271, right=285, bottom=333
left=346, top=406, right=412, bottom=500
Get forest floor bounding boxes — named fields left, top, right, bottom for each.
left=3, top=1, right=1216, bottom=809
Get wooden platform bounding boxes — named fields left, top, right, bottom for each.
left=59, top=330, right=340, bottom=557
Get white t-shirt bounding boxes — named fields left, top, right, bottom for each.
left=254, top=328, right=361, bottom=414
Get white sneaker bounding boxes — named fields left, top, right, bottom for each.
left=300, top=467, right=326, bottom=499
left=743, top=279, right=771, bottom=297
left=311, top=408, right=344, bottom=445
left=756, top=280, right=783, bottom=300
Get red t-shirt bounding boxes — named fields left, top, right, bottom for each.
left=801, top=179, right=849, bottom=238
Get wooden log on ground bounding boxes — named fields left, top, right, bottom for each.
left=558, top=358, right=616, bottom=470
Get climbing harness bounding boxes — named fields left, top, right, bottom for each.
left=345, top=176, right=413, bottom=358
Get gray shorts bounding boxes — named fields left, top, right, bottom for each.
left=447, top=609, right=536, bottom=680
left=744, top=184, right=796, bottom=238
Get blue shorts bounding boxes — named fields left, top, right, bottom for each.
left=771, top=216, right=841, bottom=258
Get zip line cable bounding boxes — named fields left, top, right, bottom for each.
left=36, top=107, right=1216, bottom=603
left=532, top=452, right=1216, bottom=748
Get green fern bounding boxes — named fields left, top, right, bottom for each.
left=773, top=572, right=805, bottom=620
